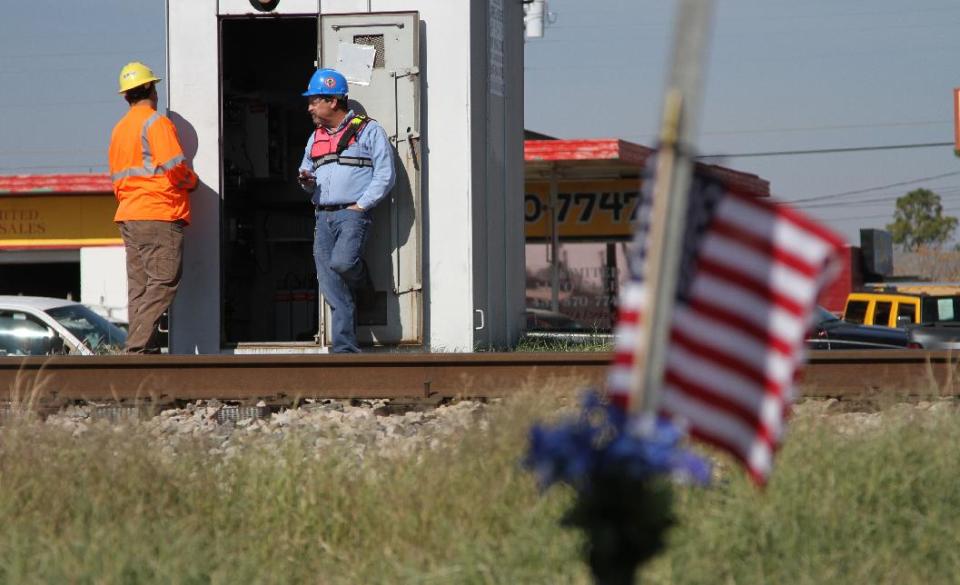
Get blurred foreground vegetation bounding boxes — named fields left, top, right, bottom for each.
left=0, top=394, right=957, bottom=584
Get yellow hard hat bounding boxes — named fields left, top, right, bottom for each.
left=118, top=62, right=161, bottom=94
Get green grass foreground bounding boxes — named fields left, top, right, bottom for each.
left=0, top=397, right=957, bottom=584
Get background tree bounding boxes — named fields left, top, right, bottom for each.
left=886, top=188, right=958, bottom=251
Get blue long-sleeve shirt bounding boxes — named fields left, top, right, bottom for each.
left=298, top=111, right=396, bottom=210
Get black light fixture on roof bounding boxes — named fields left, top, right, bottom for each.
left=249, top=0, right=280, bottom=12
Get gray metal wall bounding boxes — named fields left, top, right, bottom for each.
left=471, top=0, right=526, bottom=349
left=167, top=0, right=525, bottom=353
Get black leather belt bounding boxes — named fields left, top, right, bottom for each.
left=315, top=203, right=354, bottom=212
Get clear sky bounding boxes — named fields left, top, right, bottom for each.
left=526, top=0, right=960, bottom=244
left=0, top=1, right=166, bottom=173
left=2, top=0, right=959, bottom=244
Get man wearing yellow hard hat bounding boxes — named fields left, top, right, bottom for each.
left=108, top=62, right=198, bottom=353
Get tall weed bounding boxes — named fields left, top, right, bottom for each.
left=0, top=395, right=956, bottom=584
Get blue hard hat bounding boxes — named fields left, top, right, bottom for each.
left=302, top=68, right=349, bottom=97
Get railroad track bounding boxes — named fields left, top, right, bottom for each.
left=0, top=350, right=957, bottom=406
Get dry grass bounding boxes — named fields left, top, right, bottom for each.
left=0, top=388, right=957, bottom=584
left=0, top=389, right=589, bottom=585
left=641, top=402, right=960, bottom=585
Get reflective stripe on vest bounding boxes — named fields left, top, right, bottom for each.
left=309, top=116, right=373, bottom=169
left=312, top=154, right=374, bottom=170
left=110, top=112, right=186, bottom=182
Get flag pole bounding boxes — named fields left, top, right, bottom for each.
left=630, top=0, right=716, bottom=418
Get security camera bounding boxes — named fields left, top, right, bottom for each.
left=249, top=0, right=280, bottom=12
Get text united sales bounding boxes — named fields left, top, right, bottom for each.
left=0, top=209, right=46, bottom=235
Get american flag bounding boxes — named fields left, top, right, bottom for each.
left=607, top=168, right=845, bottom=485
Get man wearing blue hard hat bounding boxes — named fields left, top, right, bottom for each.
left=298, top=68, right=396, bottom=353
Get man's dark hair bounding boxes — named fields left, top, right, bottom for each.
left=124, top=82, right=155, bottom=104
left=330, top=94, right=349, bottom=112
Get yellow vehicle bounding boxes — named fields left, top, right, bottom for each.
left=844, top=291, right=960, bottom=328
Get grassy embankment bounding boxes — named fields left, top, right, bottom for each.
left=0, top=391, right=957, bottom=584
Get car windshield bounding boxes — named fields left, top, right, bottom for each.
left=46, top=304, right=127, bottom=353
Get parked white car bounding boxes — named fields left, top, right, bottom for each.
left=0, top=296, right=127, bottom=356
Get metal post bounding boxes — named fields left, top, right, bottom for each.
left=630, top=0, right=716, bottom=416
left=549, top=167, right=560, bottom=314
left=605, top=242, right=618, bottom=328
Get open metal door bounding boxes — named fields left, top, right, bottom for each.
left=319, top=12, right=422, bottom=347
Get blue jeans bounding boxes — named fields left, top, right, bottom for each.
left=314, top=208, right=372, bottom=353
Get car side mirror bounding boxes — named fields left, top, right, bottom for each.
left=896, top=315, right=913, bottom=328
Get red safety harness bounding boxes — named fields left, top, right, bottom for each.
left=310, top=115, right=373, bottom=170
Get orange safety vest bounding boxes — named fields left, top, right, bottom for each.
left=108, top=104, right=197, bottom=224
left=309, top=115, right=373, bottom=169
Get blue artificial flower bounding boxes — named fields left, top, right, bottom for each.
left=523, top=389, right=712, bottom=582
left=524, top=389, right=711, bottom=491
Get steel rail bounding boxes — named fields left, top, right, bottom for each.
left=0, top=350, right=956, bottom=405
left=0, top=352, right=607, bottom=405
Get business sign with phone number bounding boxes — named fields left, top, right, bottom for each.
left=524, top=179, right=642, bottom=240
left=0, top=194, right=121, bottom=249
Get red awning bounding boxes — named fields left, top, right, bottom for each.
left=524, top=138, right=770, bottom=198
left=525, top=139, right=652, bottom=166
left=0, top=174, right=112, bottom=196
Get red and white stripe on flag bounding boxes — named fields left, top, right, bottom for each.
left=607, top=188, right=845, bottom=485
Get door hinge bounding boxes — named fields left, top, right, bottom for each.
left=406, top=130, right=421, bottom=170
left=393, top=283, right=423, bottom=295
left=391, top=67, right=420, bottom=79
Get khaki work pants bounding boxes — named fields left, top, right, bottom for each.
left=119, top=220, right=185, bottom=353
